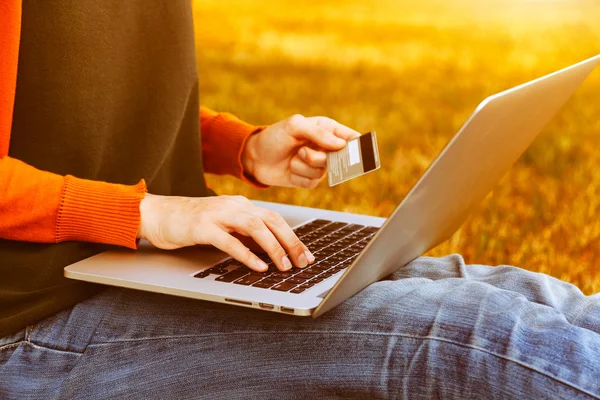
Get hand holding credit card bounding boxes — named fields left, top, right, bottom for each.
left=327, top=131, right=381, bottom=186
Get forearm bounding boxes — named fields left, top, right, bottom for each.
left=199, top=106, right=266, bottom=187
left=0, top=156, right=146, bottom=249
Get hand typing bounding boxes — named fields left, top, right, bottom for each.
left=137, top=194, right=315, bottom=272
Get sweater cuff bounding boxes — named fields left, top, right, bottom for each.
left=238, top=125, right=269, bottom=188
left=202, top=111, right=268, bottom=189
left=56, top=176, right=147, bottom=249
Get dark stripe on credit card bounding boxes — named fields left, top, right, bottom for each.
left=360, top=132, right=376, bottom=172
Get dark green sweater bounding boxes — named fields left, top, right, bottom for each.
left=1, top=0, right=213, bottom=338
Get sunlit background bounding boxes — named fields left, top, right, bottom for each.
left=193, top=0, right=600, bottom=293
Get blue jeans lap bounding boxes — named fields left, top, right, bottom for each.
left=2, top=254, right=599, bottom=399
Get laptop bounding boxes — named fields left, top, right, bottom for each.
left=65, top=54, right=600, bottom=318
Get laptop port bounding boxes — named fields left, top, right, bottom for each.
left=259, top=303, right=274, bottom=310
left=280, top=307, right=295, bottom=314
left=224, top=298, right=253, bottom=306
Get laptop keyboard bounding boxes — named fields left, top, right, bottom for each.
left=193, top=219, right=379, bottom=294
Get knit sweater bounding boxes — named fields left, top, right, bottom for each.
left=0, top=0, right=262, bottom=337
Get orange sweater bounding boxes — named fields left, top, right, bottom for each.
left=0, top=0, right=261, bottom=250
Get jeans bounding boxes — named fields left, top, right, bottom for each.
left=1, top=254, right=600, bottom=399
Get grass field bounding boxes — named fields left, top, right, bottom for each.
left=193, top=0, right=600, bottom=294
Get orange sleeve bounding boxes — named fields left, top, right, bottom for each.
left=0, top=0, right=22, bottom=157
left=0, top=157, right=146, bottom=249
left=200, top=106, right=267, bottom=187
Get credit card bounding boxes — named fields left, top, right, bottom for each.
left=327, top=131, right=381, bottom=187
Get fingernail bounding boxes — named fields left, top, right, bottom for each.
left=297, top=252, right=308, bottom=268
left=333, top=137, right=346, bottom=147
left=255, top=260, right=269, bottom=271
left=281, top=256, right=292, bottom=271
left=299, top=148, right=307, bottom=160
left=305, top=250, right=315, bottom=264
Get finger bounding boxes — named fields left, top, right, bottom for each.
left=308, top=116, right=361, bottom=141
left=291, top=155, right=326, bottom=179
left=288, top=115, right=346, bottom=151
left=252, top=206, right=315, bottom=269
left=297, top=146, right=327, bottom=169
left=290, top=174, right=322, bottom=189
left=232, top=213, right=293, bottom=271
left=209, top=229, right=269, bottom=272
left=231, top=232, right=263, bottom=253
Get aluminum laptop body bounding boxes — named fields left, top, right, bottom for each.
left=65, top=54, right=600, bottom=318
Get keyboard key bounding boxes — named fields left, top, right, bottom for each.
left=290, top=287, right=307, bottom=294
left=328, top=244, right=346, bottom=252
left=303, top=267, right=322, bottom=275
left=312, top=219, right=333, bottom=225
left=346, top=245, right=362, bottom=253
left=345, top=224, right=365, bottom=232
left=302, top=234, right=322, bottom=242
left=271, top=282, right=297, bottom=292
left=320, top=258, right=339, bottom=265
left=234, top=275, right=263, bottom=286
left=221, top=260, right=244, bottom=269
left=362, top=226, right=380, bottom=233
left=310, top=277, right=325, bottom=283
left=210, top=269, right=228, bottom=276
left=311, top=241, right=330, bottom=251
left=272, top=271, right=293, bottom=278
left=312, top=263, right=332, bottom=271
left=293, top=225, right=315, bottom=234
left=307, top=244, right=321, bottom=252
left=301, top=281, right=317, bottom=288
left=296, top=272, right=316, bottom=279
left=206, top=265, right=228, bottom=274
left=215, top=269, right=249, bottom=283
left=317, top=248, right=336, bottom=256
left=193, top=271, right=210, bottom=278
left=287, top=277, right=307, bottom=284
left=320, top=222, right=348, bottom=231
left=212, top=261, right=228, bottom=268
left=323, top=232, right=343, bottom=239
left=262, top=277, right=284, bottom=284
left=250, top=271, right=272, bottom=278
left=253, top=280, right=276, bottom=288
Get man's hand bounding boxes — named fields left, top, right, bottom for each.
left=242, top=115, right=361, bottom=188
left=137, top=194, right=315, bottom=272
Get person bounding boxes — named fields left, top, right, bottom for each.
left=1, top=1, right=599, bottom=399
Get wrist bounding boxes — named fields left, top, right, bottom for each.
left=138, top=192, right=158, bottom=240
left=241, top=132, right=260, bottom=180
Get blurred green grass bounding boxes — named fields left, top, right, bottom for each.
left=193, top=0, right=600, bottom=293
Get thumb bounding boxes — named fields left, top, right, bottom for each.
left=291, top=116, right=347, bottom=151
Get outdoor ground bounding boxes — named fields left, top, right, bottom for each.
left=193, top=0, right=600, bottom=294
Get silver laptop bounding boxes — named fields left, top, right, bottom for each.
left=65, top=54, right=600, bottom=318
